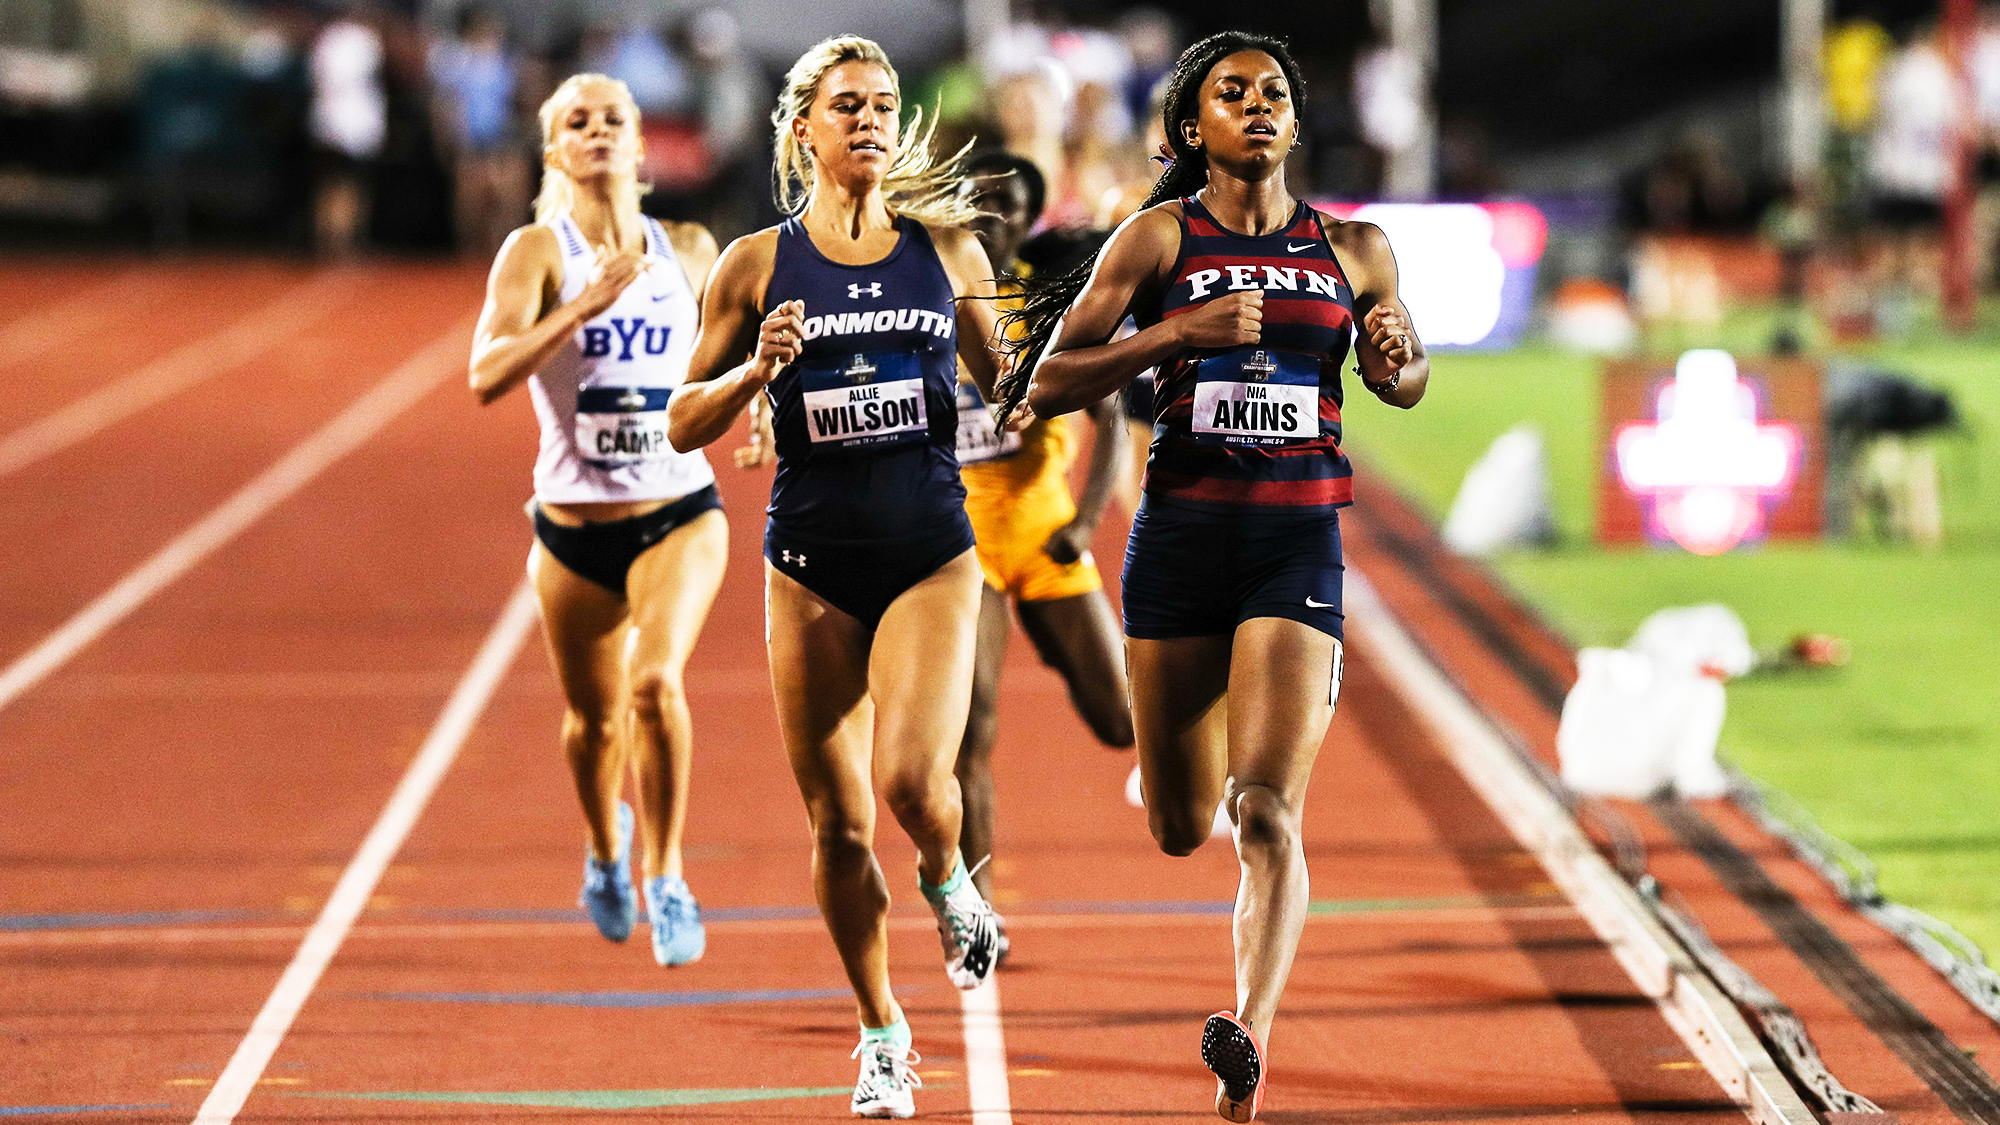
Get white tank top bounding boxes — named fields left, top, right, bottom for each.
left=529, top=212, right=715, bottom=505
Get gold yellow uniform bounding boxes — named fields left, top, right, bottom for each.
left=956, top=270, right=1103, bottom=602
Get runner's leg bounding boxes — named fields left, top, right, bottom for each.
left=870, top=550, right=983, bottom=887
left=529, top=542, right=630, bottom=862
left=954, top=583, right=1012, bottom=899
left=1017, top=589, right=1134, bottom=748
left=1222, top=616, right=1338, bottom=1048
left=622, top=510, right=728, bottom=880
left=766, top=562, right=894, bottom=1026
left=1127, top=633, right=1232, bottom=856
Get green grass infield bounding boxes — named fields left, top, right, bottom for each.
left=1346, top=308, right=2000, bottom=959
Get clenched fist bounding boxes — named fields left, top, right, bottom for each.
left=749, top=300, right=806, bottom=386
left=1176, top=290, right=1263, bottom=349
left=1363, top=304, right=1415, bottom=371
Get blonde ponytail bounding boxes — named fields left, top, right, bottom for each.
left=770, top=36, right=978, bottom=228
left=534, top=73, right=648, bottom=224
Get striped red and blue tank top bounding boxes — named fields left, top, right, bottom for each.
left=1138, top=195, right=1356, bottom=515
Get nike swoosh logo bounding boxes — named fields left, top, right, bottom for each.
left=1305, top=596, right=1335, bottom=609
left=651, top=291, right=672, bottom=301
left=1286, top=242, right=1314, bottom=253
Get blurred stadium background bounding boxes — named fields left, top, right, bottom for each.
left=3, top=0, right=1995, bottom=979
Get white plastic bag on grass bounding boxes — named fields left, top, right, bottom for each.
left=1441, top=425, right=1556, bottom=555
left=1557, top=604, right=1751, bottom=799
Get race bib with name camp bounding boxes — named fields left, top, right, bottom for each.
left=799, top=351, right=929, bottom=451
left=954, top=380, right=1021, bottom=464
left=576, top=386, right=673, bottom=466
left=1191, top=348, right=1321, bottom=447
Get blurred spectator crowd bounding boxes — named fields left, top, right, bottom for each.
left=0, top=0, right=1428, bottom=258
left=1608, top=2, right=2000, bottom=343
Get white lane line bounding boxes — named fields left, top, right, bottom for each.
left=0, top=270, right=354, bottom=479
left=961, top=977, right=1013, bottom=1125
left=0, top=324, right=467, bottom=715
left=191, top=581, right=539, bottom=1125
left=0, top=269, right=154, bottom=368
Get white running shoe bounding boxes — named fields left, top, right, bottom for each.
left=850, top=1038, right=922, bottom=1119
left=922, top=864, right=1000, bottom=990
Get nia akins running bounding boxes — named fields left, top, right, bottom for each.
left=995, top=30, right=1430, bottom=1123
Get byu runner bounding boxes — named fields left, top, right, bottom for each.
left=994, top=32, right=1429, bottom=1122
left=469, top=74, right=729, bottom=967
left=667, top=37, right=1005, bottom=1120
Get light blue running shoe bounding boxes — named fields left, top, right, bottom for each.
left=578, top=801, right=636, bottom=943
left=644, top=874, right=706, bottom=966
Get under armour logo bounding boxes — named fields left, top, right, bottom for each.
left=781, top=549, right=808, bottom=567
left=848, top=282, right=882, bottom=299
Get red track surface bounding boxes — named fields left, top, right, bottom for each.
left=0, top=258, right=1847, bottom=1123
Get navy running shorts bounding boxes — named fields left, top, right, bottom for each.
left=764, top=513, right=976, bottom=632
left=529, top=485, right=722, bottom=598
left=1121, top=497, right=1343, bottom=641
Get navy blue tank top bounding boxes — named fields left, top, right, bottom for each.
left=762, top=215, right=966, bottom=539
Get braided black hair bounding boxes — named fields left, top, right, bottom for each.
left=991, top=31, right=1306, bottom=424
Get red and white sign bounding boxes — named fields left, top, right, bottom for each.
left=1599, top=351, right=1822, bottom=553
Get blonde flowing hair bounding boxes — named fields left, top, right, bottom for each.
left=771, top=36, right=977, bottom=227
left=534, top=73, right=649, bottom=224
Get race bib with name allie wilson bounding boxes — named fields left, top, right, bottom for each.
left=800, top=351, right=930, bottom=451
left=1191, top=348, right=1320, bottom=447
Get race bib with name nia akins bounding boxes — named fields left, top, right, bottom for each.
left=954, top=379, right=1021, bottom=464
left=800, top=350, right=929, bottom=451
left=576, top=386, right=673, bottom=466
left=1191, top=348, right=1321, bottom=447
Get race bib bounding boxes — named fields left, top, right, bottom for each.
left=1191, top=348, right=1321, bottom=447
left=799, top=351, right=930, bottom=451
left=954, top=380, right=1021, bottom=464
left=576, top=386, right=673, bottom=465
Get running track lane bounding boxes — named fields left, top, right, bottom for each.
left=2, top=262, right=1747, bottom=1123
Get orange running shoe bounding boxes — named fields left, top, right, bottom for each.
left=1201, top=1010, right=1265, bottom=1122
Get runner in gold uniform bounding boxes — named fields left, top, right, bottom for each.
left=954, top=153, right=1133, bottom=959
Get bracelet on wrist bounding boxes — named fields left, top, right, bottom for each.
left=1355, top=366, right=1400, bottom=395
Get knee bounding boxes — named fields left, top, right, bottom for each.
left=560, top=710, right=616, bottom=757
left=808, top=803, right=873, bottom=864
left=1089, top=708, right=1135, bottom=750
left=1149, top=806, right=1210, bottom=857
left=627, top=668, right=686, bottom=727
left=1232, top=785, right=1299, bottom=852
left=882, top=773, right=947, bottom=827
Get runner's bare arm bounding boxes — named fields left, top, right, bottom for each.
left=1042, top=391, right=1126, bottom=563
left=469, top=226, right=648, bottom=406
left=1334, top=219, right=1428, bottom=409
left=931, top=225, right=1005, bottom=400
left=1028, top=206, right=1263, bottom=418
left=666, top=221, right=722, bottom=303
left=669, top=231, right=799, bottom=452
